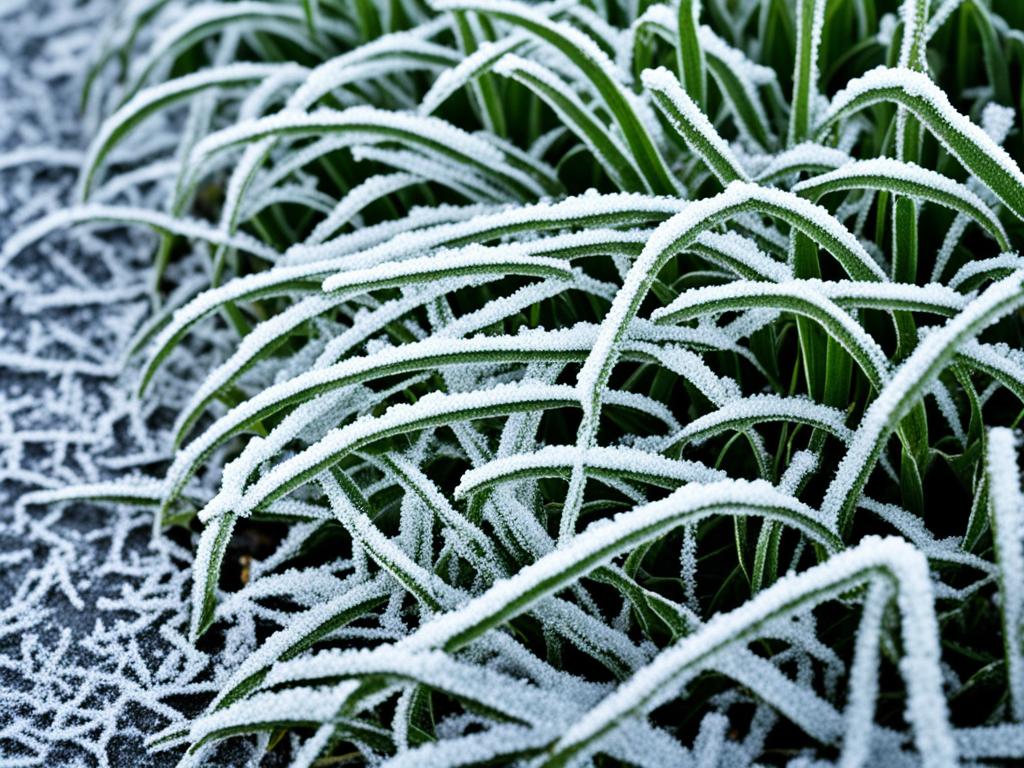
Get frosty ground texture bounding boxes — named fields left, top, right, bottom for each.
left=0, top=1, right=262, bottom=765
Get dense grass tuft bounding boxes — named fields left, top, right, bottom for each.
left=25, top=0, right=1024, bottom=764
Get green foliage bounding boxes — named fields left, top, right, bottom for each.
left=46, top=0, right=1024, bottom=764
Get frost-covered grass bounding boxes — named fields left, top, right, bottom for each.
left=11, top=0, right=1024, bottom=765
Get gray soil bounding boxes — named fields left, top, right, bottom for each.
left=0, top=1, right=265, bottom=765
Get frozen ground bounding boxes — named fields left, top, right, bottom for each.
left=0, top=1, right=259, bottom=765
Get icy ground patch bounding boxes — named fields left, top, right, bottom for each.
left=0, top=2, right=258, bottom=765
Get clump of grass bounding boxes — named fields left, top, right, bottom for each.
left=20, top=0, right=1024, bottom=765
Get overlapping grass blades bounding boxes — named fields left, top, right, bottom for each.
left=25, top=0, right=1024, bottom=764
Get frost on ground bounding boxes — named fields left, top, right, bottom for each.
left=0, top=1, right=261, bottom=765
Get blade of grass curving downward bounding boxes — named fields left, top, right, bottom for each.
left=824, top=270, right=1024, bottom=535
left=817, top=66, right=1024, bottom=222
left=433, top=0, right=680, bottom=195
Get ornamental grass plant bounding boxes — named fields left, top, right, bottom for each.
left=12, top=0, right=1024, bottom=765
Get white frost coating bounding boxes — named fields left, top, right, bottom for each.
left=262, top=647, right=568, bottom=726
left=307, top=174, right=423, bottom=245
left=189, top=511, right=237, bottom=641
left=496, top=54, right=644, bottom=190
left=793, top=157, right=1009, bottom=247
left=566, top=4, right=620, bottom=53
left=898, top=0, right=928, bottom=70
left=182, top=286, right=583, bottom=444
left=602, top=388, right=680, bottom=431
left=320, top=472, right=458, bottom=605
left=669, top=395, right=852, bottom=448
left=250, top=135, right=351, bottom=197
left=837, top=579, right=891, bottom=768
left=663, top=276, right=966, bottom=315
left=957, top=724, right=1024, bottom=758
left=129, top=2, right=313, bottom=86
left=284, top=202, right=506, bottom=265
left=477, top=129, right=562, bottom=189
left=959, top=339, right=1024, bottom=395
left=420, top=35, right=526, bottom=116
left=698, top=26, right=776, bottom=86
left=78, top=62, right=281, bottom=199
left=928, top=381, right=966, bottom=446
left=402, top=479, right=837, bottom=652
left=788, top=0, right=827, bottom=144
left=948, top=254, right=1024, bottom=292
left=651, top=279, right=890, bottom=387
left=981, top=102, right=1016, bottom=146
left=690, top=231, right=791, bottom=282
left=145, top=261, right=341, bottom=368
left=217, top=138, right=313, bottom=243
left=735, top=210, right=789, bottom=253
left=925, top=0, right=966, bottom=41
left=215, top=564, right=350, bottom=615
left=150, top=247, right=570, bottom=388
left=986, top=428, right=1024, bottom=721
left=779, top=449, right=819, bottom=494
left=350, top=145, right=505, bottom=202
left=617, top=5, right=673, bottom=75
left=19, top=0, right=1024, bottom=762
left=810, top=279, right=966, bottom=313
left=755, top=142, right=851, bottom=183
left=471, top=227, right=649, bottom=262
left=380, top=454, right=500, bottom=573
left=641, top=66, right=750, bottom=183
left=577, top=180, right=885, bottom=417
left=548, top=537, right=955, bottom=768
left=823, top=271, right=1024, bottom=525
left=191, top=107, right=500, bottom=167
left=433, top=0, right=623, bottom=94
left=200, top=383, right=578, bottom=520
left=436, top=0, right=680, bottom=193
left=931, top=100, right=1016, bottom=282
left=0, top=146, right=84, bottom=170
left=184, top=684, right=359, bottom=747
left=631, top=341, right=741, bottom=406
left=821, top=67, right=1024, bottom=219
left=698, top=25, right=776, bottom=146
left=312, top=284, right=459, bottom=367
left=211, top=393, right=357, bottom=511
left=17, top=478, right=166, bottom=508
left=858, top=498, right=992, bottom=575
left=320, top=246, right=571, bottom=292
left=207, top=576, right=390, bottom=708
left=238, top=61, right=309, bottom=121
left=171, top=293, right=352, bottom=439
left=286, top=19, right=452, bottom=107
left=433, top=278, right=587, bottom=339
left=0, top=204, right=278, bottom=267
left=454, top=444, right=726, bottom=498
left=288, top=189, right=680, bottom=265
left=381, top=725, right=557, bottom=768
left=237, top=184, right=335, bottom=221
left=187, top=105, right=545, bottom=198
